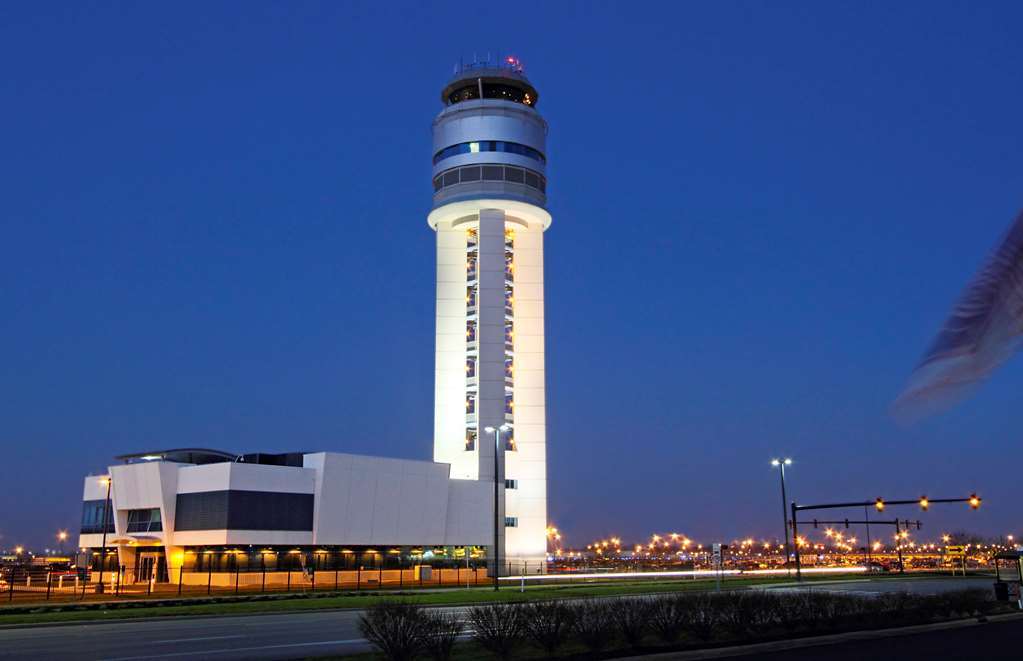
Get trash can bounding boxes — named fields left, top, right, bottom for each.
left=994, top=581, right=1009, bottom=601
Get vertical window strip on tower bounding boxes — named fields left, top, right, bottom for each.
left=465, top=228, right=479, bottom=451
left=504, top=228, right=515, bottom=451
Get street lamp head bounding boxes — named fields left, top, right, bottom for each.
left=499, top=423, right=511, bottom=432
left=484, top=426, right=495, bottom=434
left=783, top=458, right=792, bottom=465
left=771, top=459, right=780, bottom=466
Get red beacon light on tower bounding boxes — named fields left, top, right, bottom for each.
left=504, top=55, right=524, bottom=73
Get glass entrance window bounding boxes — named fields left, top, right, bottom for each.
left=126, top=508, right=162, bottom=532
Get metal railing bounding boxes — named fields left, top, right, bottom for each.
left=0, top=560, right=500, bottom=604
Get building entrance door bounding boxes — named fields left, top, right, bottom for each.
left=135, top=551, right=168, bottom=583
left=136, top=555, right=153, bottom=584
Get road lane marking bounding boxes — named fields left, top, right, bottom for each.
left=153, top=635, right=245, bottom=644
left=100, top=638, right=367, bottom=660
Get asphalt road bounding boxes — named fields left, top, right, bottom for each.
left=0, top=609, right=384, bottom=660
left=0, top=576, right=1001, bottom=660
left=760, top=575, right=995, bottom=596
left=721, top=617, right=1023, bottom=660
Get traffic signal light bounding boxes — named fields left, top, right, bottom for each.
left=919, top=496, right=929, bottom=511
left=875, top=498, right=885, bottom=512
left=969, top=494, right=981, bottom=509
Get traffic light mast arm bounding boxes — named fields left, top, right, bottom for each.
left=792, top=496, right=978, bottom=512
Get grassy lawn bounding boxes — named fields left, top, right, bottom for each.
left=0, top=574, right=875, bottom=626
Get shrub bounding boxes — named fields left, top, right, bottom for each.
left=523, top=600, right=576, bottom=656
left=648, top=594, right=688, bottom=643
left=467, top=603, right=525, bottom=660
left=718, top=591, right=779, bottom=638
left=572, top=599, right=615, bottom=652
left=876, top=591, right=930, bottom=625
left=612, top=597, right=650, bottom=646
left=357, top=600, right=425, bottom=661
left=774, top=592, right=810, bottom=631
left=420, top=610, right=463, bottom=661
left=681, top=592, right=720, bottom=640
left=942, top=589, right=991, bottom=617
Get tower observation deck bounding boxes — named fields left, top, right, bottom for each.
left=428, top=56, right=550, bottom=573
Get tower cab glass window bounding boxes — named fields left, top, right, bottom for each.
left=447, top=83, right=535, bottom=106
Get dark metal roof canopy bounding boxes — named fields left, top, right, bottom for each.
left=115, top=448, right=306, bottom=467
left=115, top=448, right=239, bottom=465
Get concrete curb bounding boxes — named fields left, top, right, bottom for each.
left=619, top=612, right=1023, bottom=660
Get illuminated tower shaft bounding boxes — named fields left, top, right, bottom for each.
left=429, top=59, right=550, bottom=571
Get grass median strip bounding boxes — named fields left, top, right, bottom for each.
left=0, top=575, right=863, bottom=626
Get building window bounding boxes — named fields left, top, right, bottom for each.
left=174, top=491, right=314, bottom=531
left=505, top=479, right=517, bottom=489
left=446, top=82, right=537, bottom=107
left=126, top=508, right=162, bottom=532
left=433, top=165, right=546, bottom=194
left=80, top=499, right=115, bottom=535
left=505, top=517, right=518, bottom=527
left=433, top=141, right=546, bottom=166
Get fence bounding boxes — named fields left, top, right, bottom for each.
left=0, top=561, right=499, bottom=604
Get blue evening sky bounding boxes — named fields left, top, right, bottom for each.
left=3, top=2, right=1022, bottom=550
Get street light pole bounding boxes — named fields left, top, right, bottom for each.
left=771, top=459, right=793, bottom=571
left=484, top=424, right=510, bottom=591
left=96, top=477, right=112, bottom=594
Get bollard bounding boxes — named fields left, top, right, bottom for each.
left=46, top=574, right=52, bottom=600
left=178, top=568, right=183, bottom=596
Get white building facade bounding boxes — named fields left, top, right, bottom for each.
left=77, top=449, right=491, bottom=585
left=429, top=59, right=550, bottom=570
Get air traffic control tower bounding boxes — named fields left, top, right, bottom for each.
left=428, top=57, right=550, bottom=572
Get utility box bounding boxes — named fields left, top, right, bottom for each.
left=993, top=551, right=1023, bottom=608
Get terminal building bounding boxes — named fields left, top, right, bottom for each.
left=77, top=56, right=552, bottom=583
left=78, top=449, right=491, bottom=585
